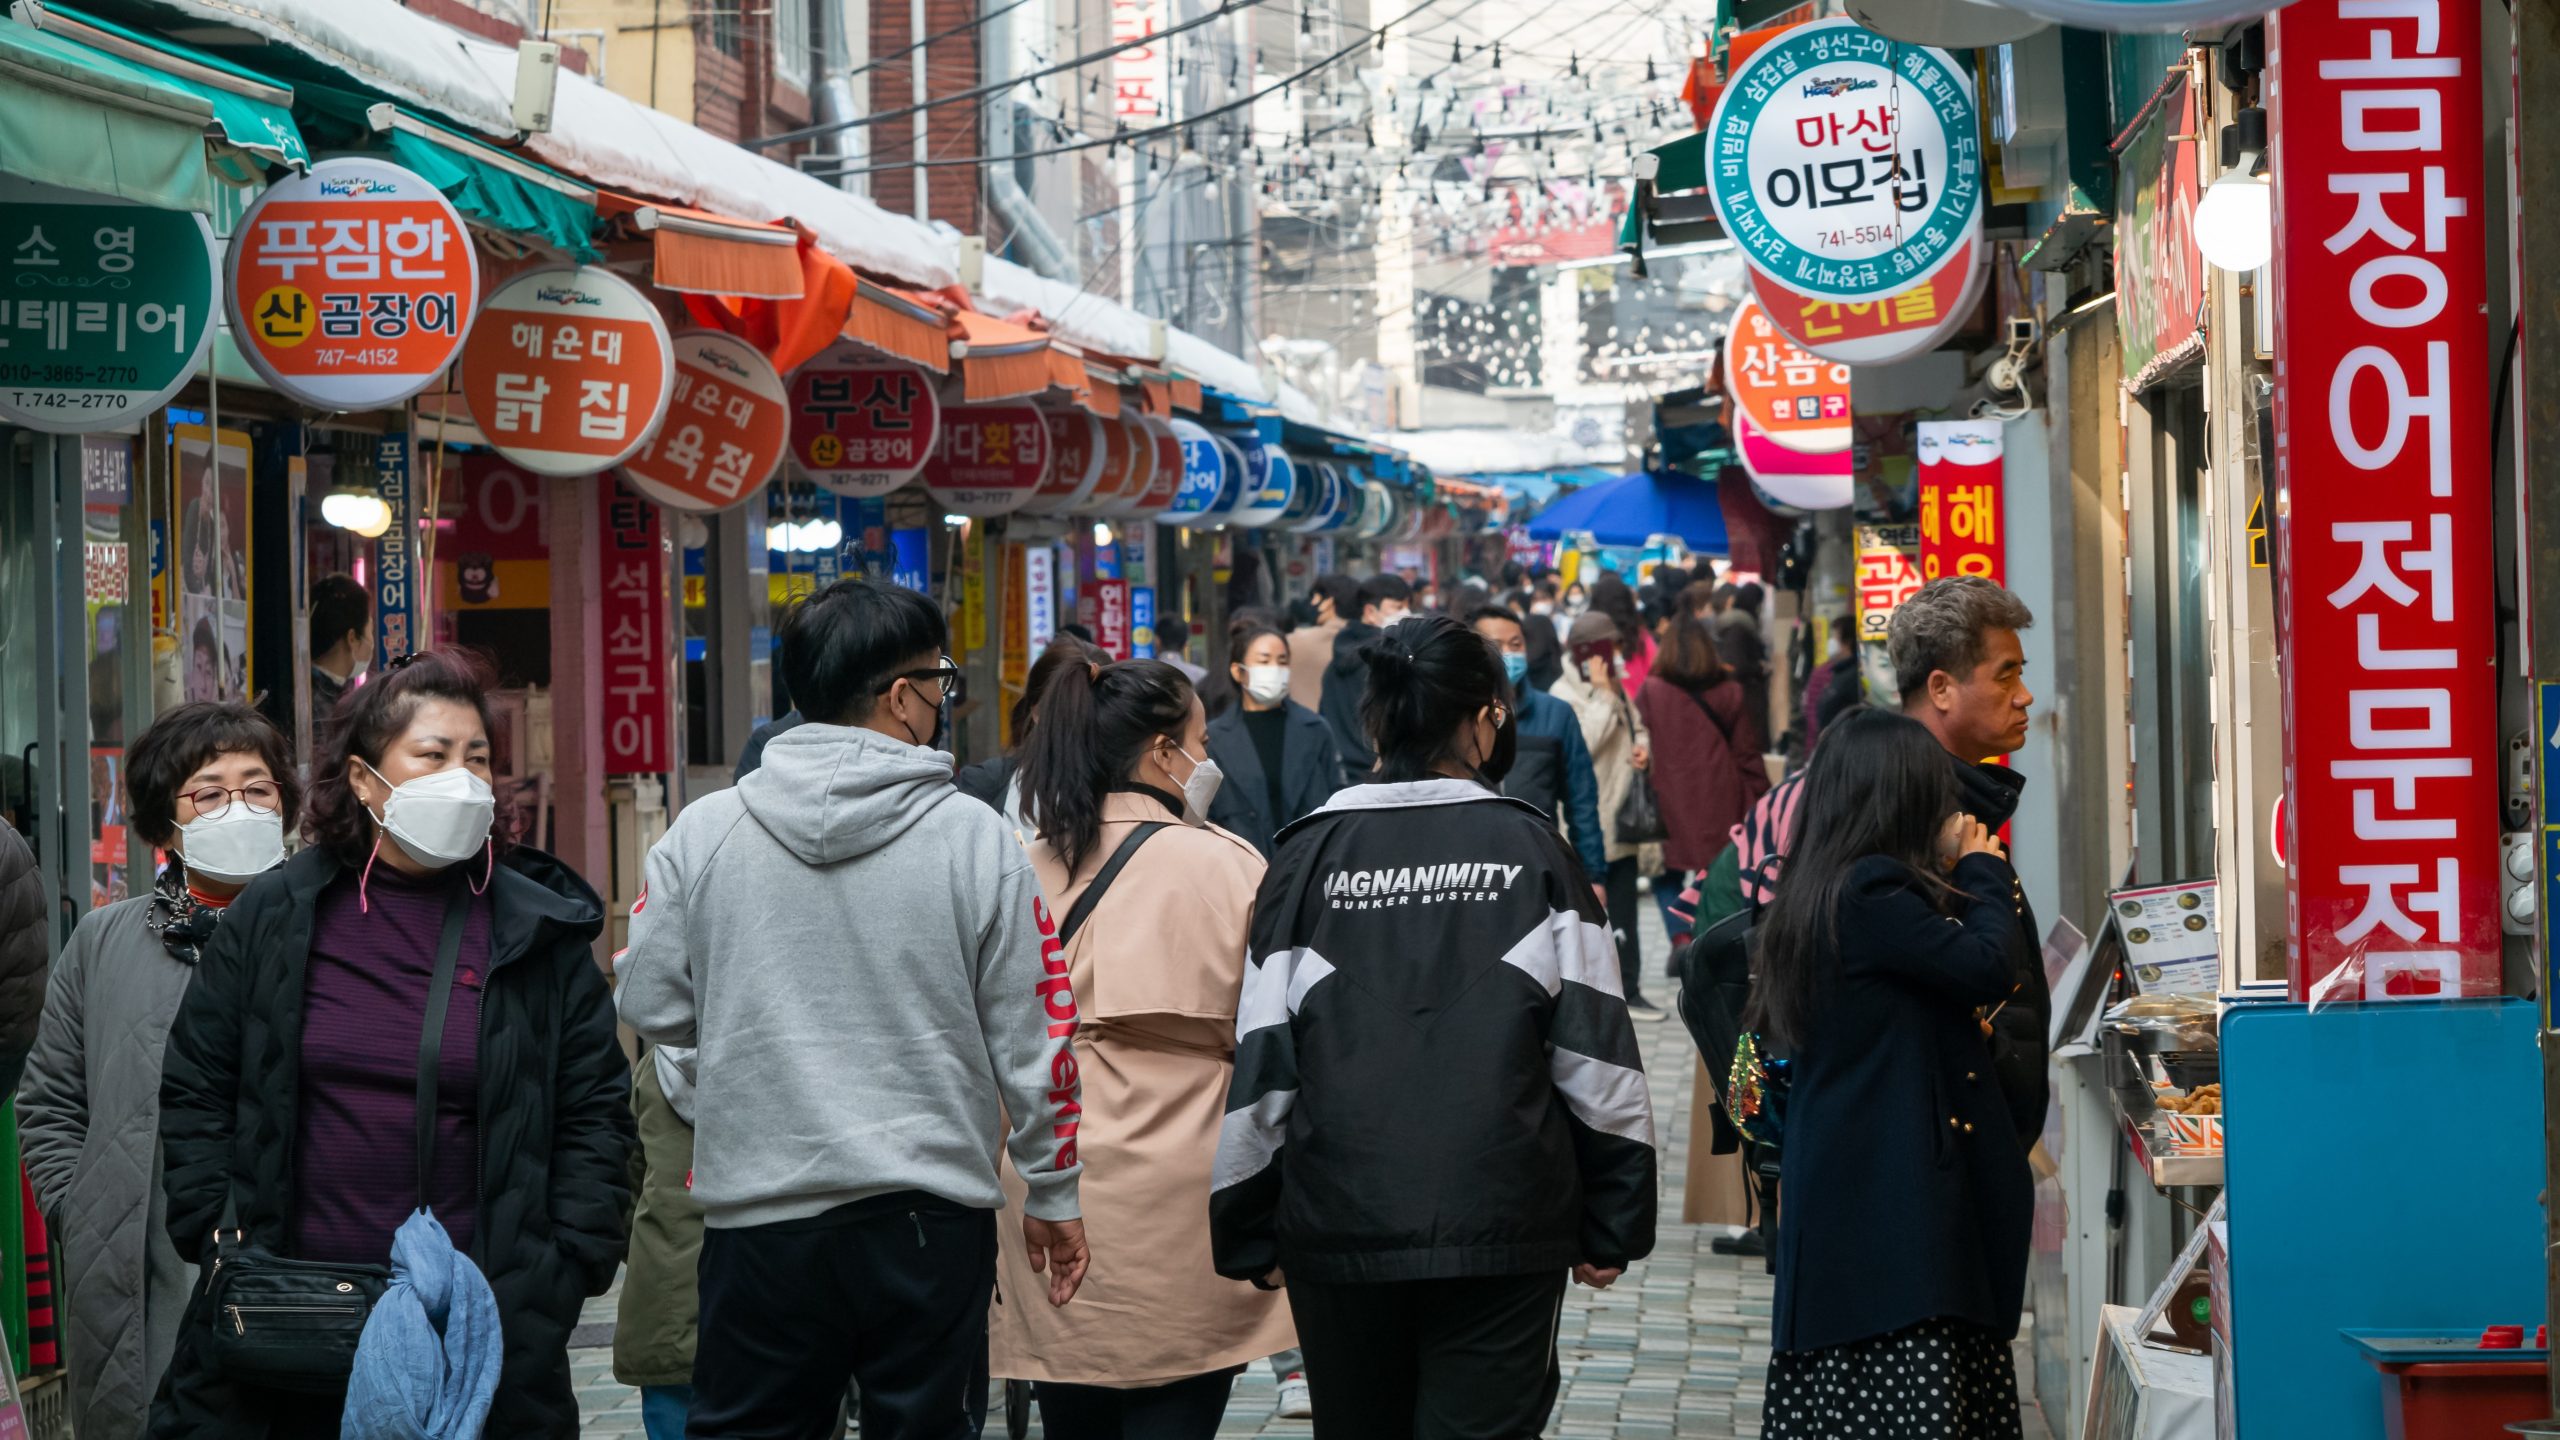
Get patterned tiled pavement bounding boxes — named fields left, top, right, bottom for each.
left=577, top=896, right=2053, bottom=1438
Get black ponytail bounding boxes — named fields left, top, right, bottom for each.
left=1010, top=635, right=1111, bottom=748
left=1019, top=657, right=1197, bottom=875
left=1361, top=615, right=1508, bottom=783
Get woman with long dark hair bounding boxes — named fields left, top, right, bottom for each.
left=152, top=650, right=634, bottom=1439
left=1750, top=708, right=2028, bottom=1439
left=993, top=658, right=1293, bottom=1439
left=1635, top=616, right=1768, bottom=943
left=955, top=633, right=1113, bottom=831
left=1588, top=573, right=1654, bottom=689
left=21, top=703, right=299, bottom=1440
left=1202, top=619, right=1342, bottom=858
left=1211, top=615, right=1657, bottom=1438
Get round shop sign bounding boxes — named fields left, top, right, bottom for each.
left=1232, top=434, right=1295, bottom=527
left=924, top=403, right=1050, bottom=516
left=1749, top=241, right=1987, bottom=366
left=0, top=195, right=217, bottom=432
left=459, top=266, right=674, bottom=477
left=1125, top=417, right=1183, bottom=519
left=1354, top=480, right=1397, bottom=540
left=1163, top=418, right=1228, bottom=527
left=1207, top=435, right=1250, bottom=523
left=1997, top=0, right=2281, bottom=31
left=1283, top=459, right=1341, bottom=533
left=1022, top=409, right=1106, bottom=515
left=227, top=156, right=480, bottom=410
left=787, top=347, right=939, bottom=497
left=1707, top=19, right=1984, bottom=304
left=619, top=331, right=788, bottom=513
left=1736, top=412, right=1855, bottom=511
left=1723, top=300, right=1852, bottom=455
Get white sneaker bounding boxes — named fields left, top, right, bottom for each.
left=1626, top=1000, right=1668, bottom=1023
left=1276, top=1373, right=1313, bottom=1419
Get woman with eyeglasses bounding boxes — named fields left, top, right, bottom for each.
left=19, top=702, right=299, bottom=1440
left=1210, top=615, right=1658, bottom=1437
left=150, top=650, right=634, bottom=1440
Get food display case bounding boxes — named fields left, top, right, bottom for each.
left=2091, top=881, right=2225, bottom=1193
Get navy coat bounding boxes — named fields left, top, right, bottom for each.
left=1770, top=852, right=2033, bottom=1355
left=1204, top=701, right=1344, bottom=858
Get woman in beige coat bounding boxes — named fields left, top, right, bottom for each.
left=996, top=657, right=1295, bottom=1440
left=1551, top=610, right=1659, bottom=1013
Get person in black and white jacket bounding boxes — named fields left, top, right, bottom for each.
left=1210, top=614, right=1658, bottom=1438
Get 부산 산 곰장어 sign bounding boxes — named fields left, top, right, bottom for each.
left=1708, top=18, right=1984, bottom=304
left=0, top=193, right=218, bottom=432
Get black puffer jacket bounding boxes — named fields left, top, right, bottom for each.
left=1316, top=620, right=1385, bottom=785
left=152, top=845, right=634, bottom=1438
left=0, top=823, right=47, bottom=1098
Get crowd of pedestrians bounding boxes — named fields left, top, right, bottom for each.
left=0, top=549, right=2049, bottom=1440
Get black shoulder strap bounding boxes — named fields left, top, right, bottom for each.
left=416, top=884, right=472, bottom=1216
left=1058, top=822, right=1169, bottom=947
left=1681, top=682, right=1736, bottom=748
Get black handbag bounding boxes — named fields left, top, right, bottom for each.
left=204, top=883, right=472, bottom=1392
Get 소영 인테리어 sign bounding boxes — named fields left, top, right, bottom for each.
left=0, top=192, right=218, bottom=432
left=619, top=331, right=789, bottom=513
left=227, top=157, right=478, bottom=411
left=1707, top=18, right=1985, bottom=304
left=460, top=266, right=676, bottom=478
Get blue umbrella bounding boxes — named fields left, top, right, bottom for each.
left=1526, top=470, right=1730, bottom=553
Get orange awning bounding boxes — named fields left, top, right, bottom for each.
left=679, top=229, right=854, bottom=375
left=952, top=311, right=1052, bottom=402
left=600, top=192, right=805, bottom=300
left=1044, top=347, right=1122, bottom=418
left=1169, top=376, right=1204, bottom=412
left=843, top=280, right=952, bottom=374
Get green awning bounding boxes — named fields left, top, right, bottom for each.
left=0, top=19, right=216, bottom=210
left=296, top=81, right=598, bottom=259
left=1640, top=130, right=1709, bottom=196
left=23, top=3, right=309, bottom=180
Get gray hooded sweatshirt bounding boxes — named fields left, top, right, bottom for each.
left=616, top=724, right=1083, bottom=1229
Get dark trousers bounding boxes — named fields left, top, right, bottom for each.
left=1287, top=1271, right=1568, bottom=1440
left=1032, top=1367, right=1242, bottom=1440
left=1602, top=857, right=1650, bottom=1005
left=689, top=1192, right=996, bottom=1440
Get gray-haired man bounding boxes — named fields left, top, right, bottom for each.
left=1885, top=576, right=2052, bottom=1146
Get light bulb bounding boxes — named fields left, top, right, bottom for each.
left=321, top=491, right=360, bottom=529
left=345, top=495, right=393, bottom=539
left=808, top=519, right=843, bottom=551
left=2195, top=158, right=2272, bottom=273
left=767, top=523, right=791, bottom=552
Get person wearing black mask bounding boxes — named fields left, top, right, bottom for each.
left=1316, top=575, right=1411, bottom=785
left=1212, top=614, right=1657, bottom=1438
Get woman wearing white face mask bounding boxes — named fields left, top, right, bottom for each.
left=1203, top=622, right=1344, bottom=860
left=153, top=650, right=634, bottom=1440
left=20, top=703, right=298, bottom=1440
left=993, top=659, right=1294, bottom=1440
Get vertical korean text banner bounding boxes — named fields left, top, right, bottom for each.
left=600, top=478, right=673, bottom=775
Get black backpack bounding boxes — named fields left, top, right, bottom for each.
left=1673, top=890, right=1785, bottom=1150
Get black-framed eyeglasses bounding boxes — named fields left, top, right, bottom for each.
left=892, top=656, right=965, bottom=706
left=182, top=781, right=283, bottom=821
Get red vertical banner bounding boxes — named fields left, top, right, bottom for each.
left=1914, top=420, right=2006, bottom=584
left=599, top=477, right=671, bottom=775
left=2271, top=0, right=2496, bottom=1001
left=1092, top=579, right=1131, bottom=660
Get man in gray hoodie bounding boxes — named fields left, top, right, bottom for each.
left=617, top=577, right=1088, bottom=1440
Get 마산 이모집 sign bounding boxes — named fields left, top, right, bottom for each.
left=227, top=157, right=478, bottom=410
left=0, top=195, right=217, bottom=432
left=1707, top=19, right=1984, bottom=303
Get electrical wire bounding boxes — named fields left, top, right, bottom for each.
left=749, top=0, right=1267, bottom=148
left=803, top=0, right=1451, bottom=178
left=839, top=0, right=1044, bottom=85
